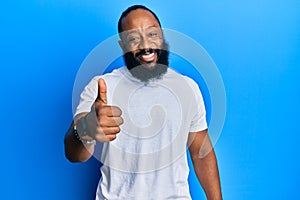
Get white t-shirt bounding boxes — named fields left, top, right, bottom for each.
left=75, top=67, right=207, bottom=200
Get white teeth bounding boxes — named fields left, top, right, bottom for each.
left=142, top=53, right=154, bottom=58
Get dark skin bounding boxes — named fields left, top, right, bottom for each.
left=188, top=130, right=222, bottom=199
left=64, top=78, right=122, bottom=162
left=64, top=8, right=222, bottom=199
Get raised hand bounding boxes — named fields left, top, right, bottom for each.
left=85, top=78, right=123, bottom=142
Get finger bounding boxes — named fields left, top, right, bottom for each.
left=99, top=106, right=122, bottom=117
left=101, top=126, right=121, bottom=135
left=97, top=78, right=107, bottom=105
left=99, top=116, right=124, bottom=127
left=106, top=134, right=117, bottom=141
left=94, top=133, right=114, bottom=142
left=94, top=131, right=117, bottom=142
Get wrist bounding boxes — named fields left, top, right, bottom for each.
left=74, top=117, right=96, bottom=145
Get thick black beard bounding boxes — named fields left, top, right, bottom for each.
left=124, top=42, right=169, bottom=83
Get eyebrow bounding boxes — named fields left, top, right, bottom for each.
left=126, top=25, right=160, bottom=35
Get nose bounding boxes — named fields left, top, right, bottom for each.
left=138, top=36, right=150, bottom=50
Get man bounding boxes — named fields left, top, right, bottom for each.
left=64, top=5, right=222, bottom=200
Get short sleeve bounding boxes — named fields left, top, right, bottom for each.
left=188, top=79, right=208, bottom=133
left=74, top=76, right=100, bottom=118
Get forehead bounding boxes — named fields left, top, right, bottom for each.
left=121, top=9, right=160, bottom=32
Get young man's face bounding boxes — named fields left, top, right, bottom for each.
left=119, top=9, right=169, bottom=83
left=120, top=9, right=163, bottom=68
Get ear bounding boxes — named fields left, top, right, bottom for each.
left=118, top=40, right=126, bottom=52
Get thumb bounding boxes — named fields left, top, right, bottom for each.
left=97, top=78, right=107, bottom=105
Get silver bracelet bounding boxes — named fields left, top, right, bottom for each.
left=74, top=118, right=96, bottom=145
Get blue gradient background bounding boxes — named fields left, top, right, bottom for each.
left=1, top=1, right=299, bottom=199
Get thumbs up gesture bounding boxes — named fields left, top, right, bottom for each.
left=85, top=78, right=123, bottom=142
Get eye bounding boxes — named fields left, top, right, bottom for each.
left=148, top=32, right=158, bottom=38
left=127, top=35, right=140, bottom=43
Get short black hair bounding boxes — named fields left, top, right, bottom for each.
left=118, top=5, right=162, bottom=34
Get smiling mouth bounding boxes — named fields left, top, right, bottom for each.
left=139, top=52, right=155, bottom=63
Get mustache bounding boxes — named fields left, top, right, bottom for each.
left=135, top=48, right=159, bottom=57
left=123, top=42, right=169, bottom=83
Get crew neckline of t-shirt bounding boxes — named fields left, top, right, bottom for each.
left=119, top=66, right=173, bottom=87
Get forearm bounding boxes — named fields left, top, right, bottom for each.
left=192, top=149, right=222, bottom=200
left=188, top=130, right=222, bottom=200
left=64, top=123, right=94, bottom=162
